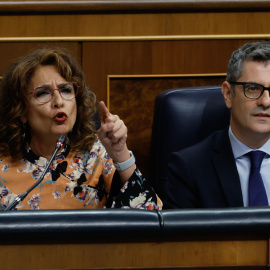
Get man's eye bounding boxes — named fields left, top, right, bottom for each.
left=246, top=85, right=261, bottom=91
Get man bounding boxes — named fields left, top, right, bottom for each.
left=164, top=41, right=270, bottom=208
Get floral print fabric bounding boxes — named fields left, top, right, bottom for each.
left=0, top=139, right=162, bottom=210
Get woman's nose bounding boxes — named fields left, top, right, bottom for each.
left=52, top=90, right=64, bottom=108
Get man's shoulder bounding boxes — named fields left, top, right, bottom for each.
left=175, top=129, right=228, bottom=158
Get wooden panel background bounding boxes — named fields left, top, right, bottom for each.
left=82, top=39, right=263, bottom=180
left=0, top=1, right=270, bottom=269
left=1, top=12, right=270, bottom=37
left=0, top=1, right=269, bottom=188
left=82, top=39, right=264, bottom=103
left=109, top=75, right=226, bottom=178
left=0, top=42, right=81, bottom=75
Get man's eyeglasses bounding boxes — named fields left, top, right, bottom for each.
left=30, top=82, right=79, bottom=104
left=229, top=81, right=270, bottom=100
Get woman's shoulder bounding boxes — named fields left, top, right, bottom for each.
left=0, top=154, right=24, bottom=164
left=0, top=155, right=26, bottom=176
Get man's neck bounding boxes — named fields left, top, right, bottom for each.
left=231, top=127, right=270, bottom=149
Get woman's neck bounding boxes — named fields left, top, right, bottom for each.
left=30, top=136, right=58, bottom=160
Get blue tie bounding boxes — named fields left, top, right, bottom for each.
left=248, top=151, right=268, bottom=206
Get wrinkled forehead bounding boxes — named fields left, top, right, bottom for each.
left=28, top=65, right=68, bottom=91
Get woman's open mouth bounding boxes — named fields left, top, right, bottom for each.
left=54, top=112, right=67, bottom=122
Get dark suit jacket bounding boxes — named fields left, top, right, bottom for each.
left=164, top=129, right=244, bottom=209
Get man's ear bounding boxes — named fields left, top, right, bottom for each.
left=221, top=81, right=233, bottom=109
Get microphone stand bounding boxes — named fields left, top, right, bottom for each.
left=4, top=135, right=66, bottom=211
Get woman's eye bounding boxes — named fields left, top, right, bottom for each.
left=35, top=89, right=51, bottom=97
left=60, top=87, right=72, bottom=94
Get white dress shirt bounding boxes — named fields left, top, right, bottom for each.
left=229, top=127, right=270, bottom=206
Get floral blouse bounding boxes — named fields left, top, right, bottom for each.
left=0, top=139, right=162, bottom=210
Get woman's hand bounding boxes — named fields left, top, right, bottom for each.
left=97, top=101, right=135, bottom=184
left=97, top=101, right=130, bottom=162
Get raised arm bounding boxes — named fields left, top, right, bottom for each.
left=97, top=101, right=136, bottom=185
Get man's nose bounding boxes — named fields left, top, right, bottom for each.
left=258, top=89, right=270, bottom=107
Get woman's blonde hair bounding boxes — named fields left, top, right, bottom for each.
left=0, top=47, right=97, bottom=159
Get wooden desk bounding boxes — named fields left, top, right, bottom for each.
left=1, top=208, right=270, bottom=270
left=2, top=238, right=268, bottom=269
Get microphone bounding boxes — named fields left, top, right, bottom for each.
left=4, top=135, right=66, bottom=211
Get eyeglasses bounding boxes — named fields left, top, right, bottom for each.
left=30, top=82, right=79, bottom=104
left=229, top=81, right=270, bottom=100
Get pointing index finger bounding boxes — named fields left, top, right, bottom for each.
left=98, top=101, right=111, bottom=123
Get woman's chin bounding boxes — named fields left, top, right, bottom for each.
left=52, top=127, right=71, bottom=137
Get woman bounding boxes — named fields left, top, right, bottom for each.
left=0, top=48, right=162, bottom=210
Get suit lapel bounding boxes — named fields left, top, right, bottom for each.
left=212, top=130, right=244, bottom=207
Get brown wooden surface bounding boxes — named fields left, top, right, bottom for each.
left=0, top=42, right=81, bottom=75
left=0, top=1, right=269, bottom=189
left=1, top=13, right=270, bottom=38
left=0, top=39, right=267, bottom=181
left=82, top=39, right=262, bottom=103
left=1, top=238, right=268, bottom=269
left=82, top=39, right=263, bottom=180
left=109, top=75, right=226, bottom=178
left=0, top=3, right=270, bottom=270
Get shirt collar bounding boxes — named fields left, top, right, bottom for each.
left=229, top=126, right=270, bottom=159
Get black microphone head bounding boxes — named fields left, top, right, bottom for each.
left=56, top=135, right=66, bottom=149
